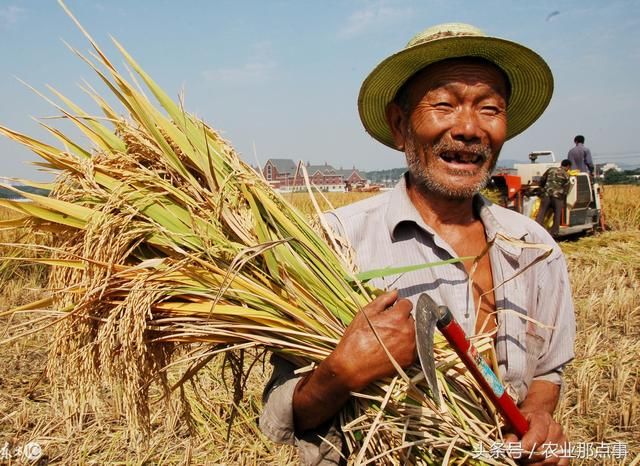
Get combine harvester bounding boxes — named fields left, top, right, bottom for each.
left=491, top=151, right=604, bottom=237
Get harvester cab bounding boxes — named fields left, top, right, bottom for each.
left=490, top=151, right=603, bottom=237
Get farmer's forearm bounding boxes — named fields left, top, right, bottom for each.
left=292, top=291, right=415, bottom=433
left=292, top=354, right=354, bottom=433
left=519, top=379, right=561, bottom=415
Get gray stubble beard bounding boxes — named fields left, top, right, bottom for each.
left=404, top=126, right=498, bottom=200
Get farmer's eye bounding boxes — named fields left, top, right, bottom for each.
left=481, top=105, right=500, bottom=115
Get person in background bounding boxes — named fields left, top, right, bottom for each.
left=568, top=135, right=594, bottom=175
left=536, top=159, right=572, bottom=237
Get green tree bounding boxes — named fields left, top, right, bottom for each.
left=603, top=169, right=630, bottom=185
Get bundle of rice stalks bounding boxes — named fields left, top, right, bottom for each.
left=0, top=4, right=519, bottom=464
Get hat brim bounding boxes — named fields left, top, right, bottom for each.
left=358, top=35, right=554, bottom=149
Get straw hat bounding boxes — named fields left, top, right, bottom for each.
left=358, top=23, right=554, bottom=149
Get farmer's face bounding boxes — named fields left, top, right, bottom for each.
left=387, top=59, right=509, bottom=199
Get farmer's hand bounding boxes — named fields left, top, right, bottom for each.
left=292, top=289, right=415, bottom=433
left=503, top=381, right=568, bottom=465
left=504, top=411, right=568, bottom=465
left=328, top=289, right=416, bottom=392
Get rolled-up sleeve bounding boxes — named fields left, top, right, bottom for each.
left=259, top=355, right=301, bottom=444
left=532, top=370, right=563, bottom=386
left=259, top=355, right=346, bottom=465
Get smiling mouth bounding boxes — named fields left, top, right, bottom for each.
left=439, top=151, right=485, bottom=165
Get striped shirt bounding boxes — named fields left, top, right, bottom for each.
left=325, top=175, right=575, bottom=396
left=260, top=175, right=576, bottom=464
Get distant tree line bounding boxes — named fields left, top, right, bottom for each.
left=0, top=186, right=51, bottom=199
left=362, top=167, right=640, bottom=186
left=602, top=168, right=640, bottom=185
left=1, top=168, right=634, bottom=199
left=362, top=167, right=406, bottom=183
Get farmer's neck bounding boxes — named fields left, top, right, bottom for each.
left=406, top=174, right=480, bottom=229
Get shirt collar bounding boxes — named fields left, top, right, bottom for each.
left=474, top=195, right=529, bottom=257
left=384, top=173, right=529, bottom=256
left=384, top=174, right=426, bottom=240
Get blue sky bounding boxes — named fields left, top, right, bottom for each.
left=1, top=0, right=639, bottom=181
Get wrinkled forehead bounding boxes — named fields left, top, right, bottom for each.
left=395, top=57, right=511, bottom=110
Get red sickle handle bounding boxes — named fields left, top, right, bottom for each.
left=436, top=306, right=529, bottom=438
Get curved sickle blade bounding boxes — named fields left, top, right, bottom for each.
left=415, top=293, right=441, bottom=407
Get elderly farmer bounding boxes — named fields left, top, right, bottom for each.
left=260, top=23, right=575, bottom=465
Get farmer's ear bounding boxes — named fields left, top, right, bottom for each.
left=386, top=101, right=409, bottom=151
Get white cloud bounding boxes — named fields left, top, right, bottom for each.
left=0, top=5, right=25, bottom=28
left=202, top=41, right=276, bottom=84
left=338, top=2, right=412, bottom=39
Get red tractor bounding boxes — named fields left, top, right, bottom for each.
left=490, top=151, right=604, bottom=237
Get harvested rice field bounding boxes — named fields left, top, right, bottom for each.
left=1, top=185, right=639, bottom=465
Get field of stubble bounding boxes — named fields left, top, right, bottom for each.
left=1, top=187, right=638, bottom=465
